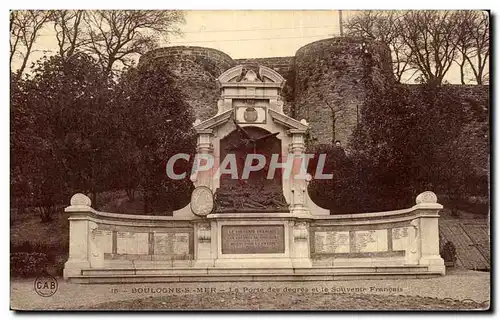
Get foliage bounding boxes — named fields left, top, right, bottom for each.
left=10, top=240, right=69, bottom=277
left=10, top=252, right=50, bottom=277
left=353, top=82, right=467, bottom=201
left=11, top=53, right=113, bottom=219
left=309, top=79, right=486, bottom=213
left=111, top=60, right=196, bottom=214
left=11, top=48, right=197, bottom=217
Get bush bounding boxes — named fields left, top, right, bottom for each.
left=307, top=143, right=413, bottom=213
left=10, top=241, right=68, bottom=277
left=439, top=234, right=457, bottom=266
left=10, top=252, right=49, bottom=277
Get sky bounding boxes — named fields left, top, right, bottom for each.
left=11, top=10, right=485, bottom=84
left=167, top=10, right=347, bottom=58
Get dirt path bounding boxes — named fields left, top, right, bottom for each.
left=11, top=268, right=490, bottom=311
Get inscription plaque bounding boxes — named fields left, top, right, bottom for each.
left=314, top=231, right=350, bottom=253
left=222, top=225, right=285, bottom=254
left=91, top=229, right=113, bottom=254
left=154, top=232, right=190, bottom=256
left=353, top=230, right=388, bottom=253
left=392, top=227, right=410, bottom=251
left=116, top=232, right=149, bottom=255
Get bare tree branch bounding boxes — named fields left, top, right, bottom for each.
left=10, top=10, right=53, bottom=76
left=53, top=10, right=89, bottom=60
left=82, top=10, right=185, bottom=75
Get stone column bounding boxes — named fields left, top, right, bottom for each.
left=192, top=128, right=214, bottom=190
left=288, top=129, right=311, bottom=216
left=63, top=193, right=93, bottom=279
left=414, top=191, right=446, bottom=274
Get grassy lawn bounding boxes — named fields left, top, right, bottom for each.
left=88, top=291, right=489, bottom=310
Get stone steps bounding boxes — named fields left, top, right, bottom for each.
left=69, top=266, right=440, bottom=283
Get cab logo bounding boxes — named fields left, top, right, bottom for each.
left=34, top=276, right=58, bottom=297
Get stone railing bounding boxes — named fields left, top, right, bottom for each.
left=309, top=191, right=444, bottom=273
left=63, top=193, right=198, bottom=279
left=64, top=191, right=445, bottom=280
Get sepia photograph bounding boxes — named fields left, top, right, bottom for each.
left=8, top=5, right=491, bottom=312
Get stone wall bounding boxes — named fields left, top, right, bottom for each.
left=293, top=37, right=394, bottom=145
left=234, top=57, right=295, bottom=78
left=139, top=46, right=236, bottom=120
left=139, top=41, right=488, bottom=153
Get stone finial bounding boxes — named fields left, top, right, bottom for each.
left=70, top=193, right=92, bottom=207
left=416, top=191, right=438, bottom=204
left=300, top=119, right=309, bottom=126
left=193, top=119, right=202, bottom=126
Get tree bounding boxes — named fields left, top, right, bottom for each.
left=345, top=10, right=490, bottom=86
left=344, top=10, right=414, bottom=82
left=11, top=74, right=33, bottom=215
left=347, top=82, right=474, bottom=212
left=307, top=144, right=358, bottom=213
left=83, top=10, right=185, bottom=74
left=52, top=10, right=88, bottom=60
left=10, top=10, right=53, bottom=77
left=397, top=11, right=461, bottom=87
left=454, top=11, right=489, bottom=84
left=114, top=61, right=196, bottom=214
left=16, top=53, right=113, bottom=220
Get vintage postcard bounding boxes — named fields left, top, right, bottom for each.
left=10, top=9, right=490, bottom=311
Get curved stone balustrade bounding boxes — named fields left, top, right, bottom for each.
left=64, top=191, right=445, bottom=282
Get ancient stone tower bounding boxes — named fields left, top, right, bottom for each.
left=293, top=38, right=394, bottom=145
left=139, top=46, right=236, bottom=120
left=139, top=37, right=394, bottom=146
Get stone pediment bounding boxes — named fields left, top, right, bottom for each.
left=194, top=108, right=309, bottom=133
left=268, top=109, right=309, bottom=133
left=217, top=65, right=285, bottom=88
left=193, top=109, right=233, bottom=131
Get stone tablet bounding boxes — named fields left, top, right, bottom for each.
left=353, top=230, right=388, bottom=253
left=91, top=229, right=113, bottom=254
left=392, top=227, right=410, bottom=251
left=154, top=232, right=190, bottom=256
left=116, top=232, right=149, bottom=255
left=221, top=225, right=285, bottom=254
left=314, top=231, right=350, bottom=253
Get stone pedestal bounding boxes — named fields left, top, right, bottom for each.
left=206, top=213, right=312, bottom=269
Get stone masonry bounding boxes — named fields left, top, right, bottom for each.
left=138, top=38, right=489, bottom=150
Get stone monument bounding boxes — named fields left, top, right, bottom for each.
left=63, top=65, right=445, bottom=282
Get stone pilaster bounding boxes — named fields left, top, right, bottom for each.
left=291, top=221, right=312, bottom=267
left=192, top=128, right=214, bottom=189
left=194, top=221, right=214, bottom=267
left=288, top=129, right=311, bottom=216
left=414, top=191, right=445, bottom=274
left=63, top=193, right=93, bottom=279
